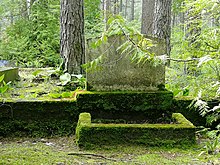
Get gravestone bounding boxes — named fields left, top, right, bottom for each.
left=86, top=35, right=166, bottom=91
left=0, top=60, right=19, bottom=83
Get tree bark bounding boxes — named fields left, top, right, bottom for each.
left=141, top=0, right=155, bottom=35
left=119, top=0, right=123, bottom=13
left=104, top=0, right=111, bottom=30
left=153, top=0, right=172, bottom=59
left=186, top=5, right=201, bottom=49
left=113, top=0, right=119, bottom=15
left=130, top=0, right=135, bottom=21
left=125, top=0, right=128, bottom=19
left=60, top=0, right=85, bottom=74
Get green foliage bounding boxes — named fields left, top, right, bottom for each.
left=0, top=0, right=103, bottom=67
left=172, top=0, right=185, bottom=14
left=60, top=73, right=71, bottom=86
left=83, top=15, right=157, bottom=71
left=0, top=74, right=10, bottom=94
left=169, top=0, right=220, bottom=99
left=205, top=133, right=220, bottom=155
left=84, top=0, right=103, bottom=38
left=59, top=73, right=86, bottom=91
left=190, top=91, right=220, bottom=126
left=190, top=91, right=220, bottom=154
left=0, top=0, right=61, bottom=67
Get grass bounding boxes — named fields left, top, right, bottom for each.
left=0, top=136, right=219, bottom=165
left=0, top=68, right=76, bottom=101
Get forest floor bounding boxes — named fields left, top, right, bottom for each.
left=1, top=68, right=73, bottom=101
left=0, top=136, right=219, bottom=165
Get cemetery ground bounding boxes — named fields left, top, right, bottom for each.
left=0, top=68, right=220, bottom=164
left=0, top=68, right=75, bottom=101
left=0, top=136, right=220, bottom=165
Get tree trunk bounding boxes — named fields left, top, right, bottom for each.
left=104, top=0, right=111, bottom=30
left=186, top=6, right=201, bottom=49
left=26, top=0, right=31, bottom=17
left=153, top=0, right=172, bottom=59
left=10, top=0, right=14, bottom=24
left=130, top=0, right=135, bottom=21
left=141, top=0, right=155, bottom=35
left=60, top=0, right=85, bottom=74
left=113, top=0, right=119, bottom=15
left=102, top=0, right=105, bottom=17
left=125, top=0, right=128, bottom=19
left=119, top=0, right=123, bottom=13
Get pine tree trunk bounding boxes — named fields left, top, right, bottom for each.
left=60, top=0, right=85, bottom=74
left=153, top=0, right=172, bottom=59
left=186, top=6, right=201, bottom=49
left=141, top=0, right=155, bottom=35
left=119, top=0, right=123, bottom=13
left=125, top=0, right=128, bottom=19
left=113, top=0, right=119, bottom=15
left=104, top=0, right=111, bottom=30
left=130, top=0, right=135, bottom=21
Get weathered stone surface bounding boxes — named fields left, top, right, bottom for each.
left=86, top=35, right=166, bottom=91
left=0, top=67, right=19, bottom=83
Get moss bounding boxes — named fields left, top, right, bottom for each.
left=76, top=113, right=91, bottom=144
left=3, top=92, right=212, bottom=139
left=172, top=97, right=206, bottom=126
left=76, top=113, right=196, bottom=149
left=0, top=100, right=78, bottom=120
left=0, top=100, right=79, bottom=137
left=76, top=91, right=174, bottom=122
left=172, top=113, right=194, bottom=126
left=78, top=113, right=91, bottom=126
left=0, top=119, right=76, bottom=137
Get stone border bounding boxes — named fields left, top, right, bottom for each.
left=76, top=113, right=196, bottom=149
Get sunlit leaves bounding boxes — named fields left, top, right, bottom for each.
left=82, top=55, right=104, bottom=72
left=0, top=74, right=10, bottom=94
left=197, top=55, right=213, bottom=67
left=59, top=73, right=71, bottom=86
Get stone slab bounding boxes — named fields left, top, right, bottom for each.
left=86, top=35, right=166, bottom=91
left=0, top=67, right=19, bottom=83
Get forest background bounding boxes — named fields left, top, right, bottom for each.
left=0, top=0, right=219, bottom=100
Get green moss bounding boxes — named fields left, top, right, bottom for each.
left=76, top=113, right=196, bottom=149
left=0, top=100, right=79, bottom=137
left=172, top=97, right=206, bottom=126
left=0, top=119, right=76, bottom=137
left=172, top=113, right=194, bottom=126
left=76, top=91, right=174, bottom=122
left=76, top=113, right=91, bottom=144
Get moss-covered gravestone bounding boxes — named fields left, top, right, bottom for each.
left=76, top=35, right=196, bottom=148
left=86, top=35, right=166, bottom=91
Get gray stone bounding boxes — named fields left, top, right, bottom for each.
left=0, top=67, right=19, bottom=83
left=86, top=35, right=166, bottom=91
